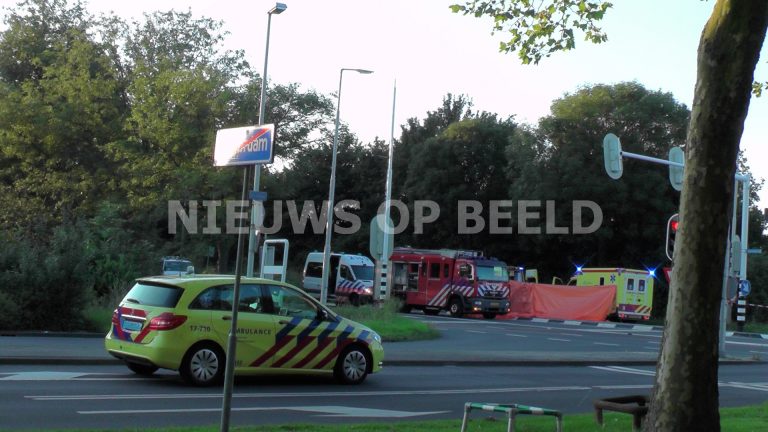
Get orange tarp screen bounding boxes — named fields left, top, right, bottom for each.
left=500, top=281, right=617, bottom=321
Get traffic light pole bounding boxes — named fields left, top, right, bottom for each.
left=603, top=133, right=751, bottom=356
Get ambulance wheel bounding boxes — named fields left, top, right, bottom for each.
left=448, top=298, right=464, bottom=317
left=483, top=312, right=497, bottom=320
left=126, top=361, right=158, bottom=376
left=349, top=293, right=360, bottom=306
left=180, top=343, right=225, bottom=386
left=334, top=345, right=370, bottom=385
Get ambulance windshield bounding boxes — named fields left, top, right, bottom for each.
left=476, top=265, right=509, bottom=282
left=352, top=265, right=374, bottom=281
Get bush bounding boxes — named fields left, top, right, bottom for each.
left=0, top=223, right=94, bottom=331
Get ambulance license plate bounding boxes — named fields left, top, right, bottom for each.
left=121, top=319, right=142, bottom=331
left=490, top=302, right=499, bottom=308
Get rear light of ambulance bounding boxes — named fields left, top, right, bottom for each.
left=111, top=309, right=119, bottom=326
left=148, top=312, right=188, bottom=330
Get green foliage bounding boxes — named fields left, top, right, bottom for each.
left=513, top=82, right=687, bottom=281
left=451, top=0, right=612, bottom=64
left=0, top=223, right=94, bottom=331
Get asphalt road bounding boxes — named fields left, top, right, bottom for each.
left=1, top=363, right=767, bottom=430
left=2, top=315, right=767, bottom=430
left=401, top=314, right=768, bottom=360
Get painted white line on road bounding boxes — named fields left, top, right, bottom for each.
left=749, top=351, right=768, bottom=355
left=465, top=330, right=487, bottom=334
left=0, top=372, right=90, bottom=380
left=559, top=333, right=583, bottom=337
left=505, top=333, right=527, bottom=337
left=726, top=340, right=768, bottom=348
left=594, top=384, right=653, bottom=390
left=28, top=386, right=594, bottom=401
left=548, top=338, right=571, bottom=342
left=590, top=366, right=654, bottom=377
left=78, top=405, right=450, bottom=418
left=646, top=341, right=661, bottom=344
left=721, top=382, right=768, bottom=392
left=593, top=342, right=620, bottom=347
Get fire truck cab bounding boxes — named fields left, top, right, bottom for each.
left=388, top=248, right=511, bottom=319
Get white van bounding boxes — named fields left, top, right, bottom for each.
left=161, top=256, right=194, bottom=276
left=302, top=252, right=375, bottom=305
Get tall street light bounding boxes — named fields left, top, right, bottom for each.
left=246, top=2, right=287, bottom=278
left=320, top=68, right=373, bottom=305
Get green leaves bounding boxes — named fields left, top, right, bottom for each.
left=451, top=0, right=613, bottom=64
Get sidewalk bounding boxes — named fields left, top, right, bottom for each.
left=0, top=331, right=761, bottom=367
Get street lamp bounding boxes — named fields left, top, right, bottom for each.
left=222, top=7, right=286, bottom=432
left=320, top=68, right=374, bottom=305
left=246, top=2, right=287, bottom=277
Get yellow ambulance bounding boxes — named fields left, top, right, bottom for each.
left=565, top=268, right=654, bottom=321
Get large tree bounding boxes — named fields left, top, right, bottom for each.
left=452, top=1, right=768, bottom=430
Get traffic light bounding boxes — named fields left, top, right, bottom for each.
left=666, top=213, right=679, bottom=261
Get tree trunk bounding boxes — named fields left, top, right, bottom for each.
left=644, top=1, right=767, bottom=431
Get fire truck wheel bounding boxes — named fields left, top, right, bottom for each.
left=448, top=298, right=464, bottom=317
left=334, top=345, right=370, bottom=384
left=482, top=312, right=497, bottom=319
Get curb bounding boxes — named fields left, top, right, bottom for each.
left=509, top=317, right=664, bottom=332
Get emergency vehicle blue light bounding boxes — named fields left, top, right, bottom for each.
left=645, top=266, right=658, bottom=278
left=574, top=265, right=583, bottom=274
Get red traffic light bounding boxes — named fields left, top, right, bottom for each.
left=670, top=220, right=679, bottom=232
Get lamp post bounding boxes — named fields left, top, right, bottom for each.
left=246, top=2, right=287, bottom=278
left=320, top=68, right=373, bottom=305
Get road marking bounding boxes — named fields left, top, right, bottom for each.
left=590, top=366, right=655, bottom=376
left=465, top=330, right=487, bottom=334
left=749, top=351, right=768, bottom=355
left=559, top=333, right=583, bottom=337
left=594, top=384, right=653, bottom=390
left=78, top=405, right=450, bottom=418
left=726, top=340, right=768, bottom=348
left=548, top=338, right=570, bottom=342
left=593, top=342, right=620, bottom=347
left=28, top=386, right=593, bottom=401
left=721, top=382, right=768, bottom=392
left=0, top=372, right=90, bottom=380
left=505, top=333, right=527, bottom=337
left=646, top=341, right=661, bottom=344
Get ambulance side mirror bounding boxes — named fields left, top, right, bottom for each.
left=316, top=308, right=329, bottom=322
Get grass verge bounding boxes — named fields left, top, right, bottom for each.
left=332, top=299, right=440, bottom=342
left=42, top=401, right=768, bottom=431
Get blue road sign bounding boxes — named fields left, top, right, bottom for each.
left=214, top=124, right=275, bottom=166
left=739, top=279, right=751, bottom=296
left=249, top=191, right=268, bottom=201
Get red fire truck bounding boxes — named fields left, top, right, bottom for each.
left=388, top=248, right=511, bottom=319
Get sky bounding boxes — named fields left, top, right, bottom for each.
left=1, top=0, right=767, bottom=209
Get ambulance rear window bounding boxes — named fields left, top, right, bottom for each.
left=123, top=282, right=183, bottom=307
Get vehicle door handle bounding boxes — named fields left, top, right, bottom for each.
left=222, top=316, right=232, bottom=321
